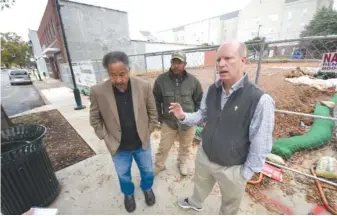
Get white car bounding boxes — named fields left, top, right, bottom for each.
left=8, top=69, right=32, bottom=85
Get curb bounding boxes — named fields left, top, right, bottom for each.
left=32, top=81, right=51, bottom=105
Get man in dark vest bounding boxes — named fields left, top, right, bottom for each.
left=169, top=41, right=275, bottom=214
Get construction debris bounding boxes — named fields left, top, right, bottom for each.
left=285, top=76, right=337, bottom=91
left=284, top=67, right=314, bottom=78
left=261, top=163, right=284, bottom=182
left=316, top=156, right=337, bottom=179
left=266, top=161, right=337, bottom=187
left=266, top=153, right=286, bottom=166
left=320, top=101, right=336, bottom=109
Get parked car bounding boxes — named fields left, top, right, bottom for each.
left=8, top=69, right=32, bottom=85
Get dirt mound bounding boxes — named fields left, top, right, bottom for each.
left=256, top=71, right=335, bottom=139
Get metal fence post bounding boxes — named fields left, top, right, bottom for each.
left=214, top=70, right=217, bottom=83
left=255, top=38, right=266, bottom=85
left=161, top=53, right=165, bottom=73
left=144, top=54, right=148, bottom=73
left=93, top=60, right=102, bottom=83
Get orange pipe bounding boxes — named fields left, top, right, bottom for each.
left=310, top=168, right=337, bottom=215
left=248, top=172, right=264, bottom=184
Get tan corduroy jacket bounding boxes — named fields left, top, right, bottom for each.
left=89, top=76, right=158, bottom=155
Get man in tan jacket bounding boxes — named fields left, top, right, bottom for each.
left=89, top=51, right=158, bottom=213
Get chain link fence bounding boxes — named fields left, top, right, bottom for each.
left=124, top=40, right=263, bottom=90
left=56, top=35, right=337, bottom=157
left=57, top=35, right=337, bottom=94
left=259, top=35, right=337, bottom=79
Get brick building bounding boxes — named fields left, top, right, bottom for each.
left=37, top=0, right=131, bottom=86
left=38, top=0, right=67, bottom=79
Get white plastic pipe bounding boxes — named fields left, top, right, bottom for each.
left=275, top=109, right=337, bottom=121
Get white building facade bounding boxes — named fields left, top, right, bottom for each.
left=157, top=0, right=333, bottom=44
left=157, top=11, right=239, bottom=45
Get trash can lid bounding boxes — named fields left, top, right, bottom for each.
left=1, top=124, right=46, bottom=163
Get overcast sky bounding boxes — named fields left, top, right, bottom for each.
left=1, top=0, right=336, bottom=41
left=0, top=0, right=251, bottom=41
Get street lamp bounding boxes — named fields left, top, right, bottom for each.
left=55, top=0, right=85, bottom=110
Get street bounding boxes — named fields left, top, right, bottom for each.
left=1, top=71, right=45, bottom=117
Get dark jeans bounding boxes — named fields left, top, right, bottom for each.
left=112, top=145, right=154, bottom=196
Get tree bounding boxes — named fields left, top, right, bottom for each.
left=299, top=7, right=337, bottom=59
left=0, top=0, right=15, bottom=10
left=300, top=7, right=337, bottom=37
left=0, top=0, right=16, bottom=130
left=1, top=32, right=32, bottom=68
left=245, top=36, right=268, bottom=59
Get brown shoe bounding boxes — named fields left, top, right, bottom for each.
left=154, top=166, right=165, bottom=175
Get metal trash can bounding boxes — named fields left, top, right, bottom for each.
left=1, top=124, right=60, bottom=215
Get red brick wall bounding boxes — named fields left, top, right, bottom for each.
left=204, top=50, right=217, bottom=67
left=37, top=0, right=66, bottom=60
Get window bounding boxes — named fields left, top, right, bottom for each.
left=288, top=12, right=292, bottom=20
left=44, top=32, right=47, bottom=44
left=52, top=21, right=56, bottom=37
left=302, top=8, right=307, bottom=16
left=46, top=28, right=50, bottom=43
left=268, top=14, right=278, bottom=22
left=47, top=26, right=50, bottom=42
left=49, top=24, right=53, bottom=38
left=269, top=28, right=276, bottom=33
left=50, top=24, right=54, bottom=38
left=47, top=28, right=51, bottom=43
left=286, top=23, right=292, bottom=32
left=10, top=70, right=28, bottom=75
left=252, top=17, right=260, bottom=25
left=180, top=35, right=184, bottom=41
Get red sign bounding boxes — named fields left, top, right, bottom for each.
left=261, top=163, right=284, bottom=182
left=320, top=52, right=337, bottom=73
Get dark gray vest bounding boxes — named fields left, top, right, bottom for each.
left=201, top=76, right=264, bottom=166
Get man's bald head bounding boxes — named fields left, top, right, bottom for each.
left=217, top=41, right=247, bottom=57
left=216, top=40, right=247, bottom=89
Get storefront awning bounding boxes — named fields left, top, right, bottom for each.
left=41, top=48, right=61, bottom=58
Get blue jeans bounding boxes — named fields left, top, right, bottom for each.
left=112, top=145, right=154, bottom=196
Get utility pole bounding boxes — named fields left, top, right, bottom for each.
left=27, top=41, right=42, bottom=81
left=1, top=105, right=13, bottom=129
left=55, top=0, right=85, bottom=110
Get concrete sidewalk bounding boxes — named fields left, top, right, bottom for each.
left=16, top=79, right=270, bottom=215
